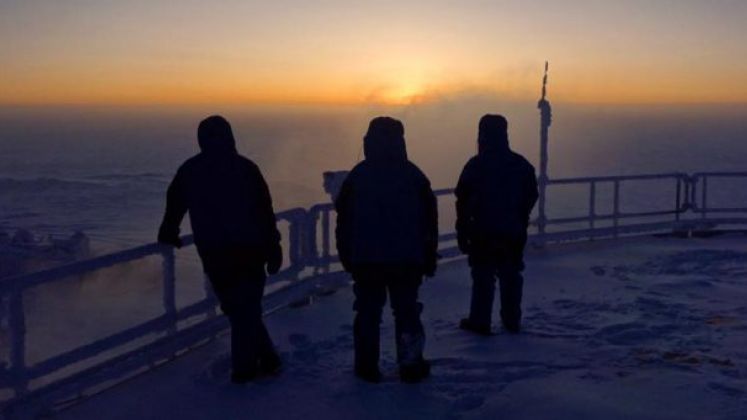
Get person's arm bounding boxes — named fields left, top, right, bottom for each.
left=454, top=161, right=474, bottom=254
left=334, top=175, right=354, bottom=272
left=158, top=169, right=188, bottom=248
left=254, top=165, right=282, bottom=274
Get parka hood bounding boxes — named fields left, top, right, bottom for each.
left=363, top=116, right=408, bottom=162
left=477, top=114, right=510, bottom=156
left=197, top=115, right=237, bottom=154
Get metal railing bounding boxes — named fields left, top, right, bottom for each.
left=537, top=173, right=690, bottom=242
left=1, top=171, right=746, bottom=415
left=533, top=172, right=747, bottom=242
left=691, top=172, right=747, bottom=218
left=0, top=209, right=308, bottom=416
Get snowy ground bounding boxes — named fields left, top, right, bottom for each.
left=54, top=234, right=747, bottom=420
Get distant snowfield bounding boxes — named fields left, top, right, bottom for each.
left=55, top=235, right=747, bottom=420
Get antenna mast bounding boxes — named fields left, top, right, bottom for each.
left=536, top=61, right=552, bottom=244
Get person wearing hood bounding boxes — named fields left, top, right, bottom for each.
left=158, top=115, right=282, bottom=384
left=335, top=117, right=438, bottom=384
left=455, top=114, right=538, bottom=335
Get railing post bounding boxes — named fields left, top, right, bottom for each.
left=688, top=175, right=698, bottom=212
left=9, top=287, right=28, bottom=397
left=675, top=176, right=682, bottom=222
left=321, top=210, right=331, bottom=272
left=161, top=247, right=177, bottom=335
left=613, top=180, right=620, bottom=238
left=701, top=175, right=708, bottom=220
left=306, top=208, right=320, bottom=272
left=288, top=213, right=301, bottom=270
left=588, top=181, right=596, bottom=234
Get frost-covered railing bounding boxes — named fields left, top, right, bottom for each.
left=0, top=209, right=308, bottom=415
left=305, top=173, right=747, bottom=265
left=534, top=172, right=747, bottom=243
left=2, top=171, right=746, bottom=415
left=691, top=172, right=747, bottom=219
left=537, top=173, right=690, bottom=242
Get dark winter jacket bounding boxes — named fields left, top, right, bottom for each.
left=455, top=134, right=538, bottom=254
left=158, top=132, right=281, bottom=275
left=335, top=123, right=438, bottom=274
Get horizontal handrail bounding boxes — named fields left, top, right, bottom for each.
left=0, top=208, right=308, bottom=294
left=26, top=299, right=215, bottom=380
left=0, top=243, right=165, bottom=293
left=547, top=210, right=681, bottom=225
left=433, top=188, right=454, bottom=196
left=547, top=172, right=686, bottom=184
left=693, top=171, right=747, bottom=177
left=690, top=172, right=747, bottom=215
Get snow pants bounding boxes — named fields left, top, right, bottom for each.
left=352, top=266, right=425, bottom=370
left=468, top=236, right=526, bottom=331
left=208, top=263, right=276, bottom=376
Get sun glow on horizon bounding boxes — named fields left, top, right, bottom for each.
left=1, top=1, right=746, bottom=107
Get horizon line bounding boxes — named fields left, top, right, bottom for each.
left=2, top=98, right=747, bottom=109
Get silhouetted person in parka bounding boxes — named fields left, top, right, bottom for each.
left=335, top=117, right=438, bottom=383
left=456, top=114, right=538, bottom=335
left=158, top=116, right=282, bottom=383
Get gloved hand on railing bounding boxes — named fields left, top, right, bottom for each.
left=266, top=243, right=283, bottom=275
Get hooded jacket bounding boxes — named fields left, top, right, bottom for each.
left=455, top=121, right=538, bottom=250
left=158, top=120, right=280, bottom=270
left=335, top=118, right=438, bottom=272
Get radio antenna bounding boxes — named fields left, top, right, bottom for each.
left=536, top=61, right=552, bottom=246
left=540, top=61, right=549, bottom=102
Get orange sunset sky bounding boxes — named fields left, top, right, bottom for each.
left=1, top=0, right=746, bottom=106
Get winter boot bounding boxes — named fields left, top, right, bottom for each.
left=501, top=318, right=521, bottom=334
left=459, top=318, right=493, bottom=336
left=400, top=359, right=431, bottom=383
left=397, top=331, right=428, bottom=383
left=355, top=365, right=382, bottom=384
left=259, top=351, right=282, bottom=375
left=231, top=368, right=258, bottom=384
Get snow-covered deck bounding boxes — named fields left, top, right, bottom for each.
left=55, top=234, right=747, bottom=420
